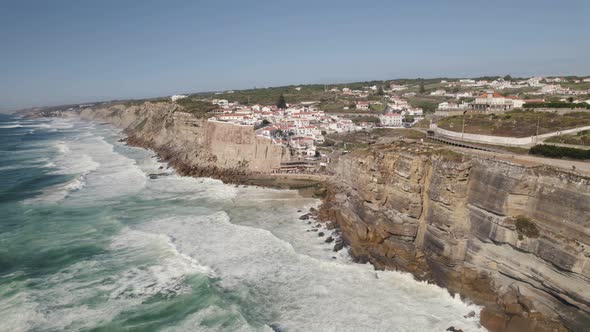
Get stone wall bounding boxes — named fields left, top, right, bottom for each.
left=433, top=125, right=590, bottom=147
left=206, top=120, right=284, bottom=172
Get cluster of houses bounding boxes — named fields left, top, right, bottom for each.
left=206, top=100, right=368, bottom=158
left=379, top=96, right=424, bottom=127
left=451, top=77, right=589, bottom=95
left=328, top=86, right=425, bottom=127
left=434, top=75, right=590, bottom=114
left=436, top=90, right=536, bottom=114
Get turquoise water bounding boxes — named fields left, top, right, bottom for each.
left=0, top=114, right=486, bottom=331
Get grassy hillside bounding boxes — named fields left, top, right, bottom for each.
left=437, top=110, right=590, bottom=137
left=545, top=129, right=590, bottom=146
left=201, top=85, right=332, bottom=105
left=175, top=97, right=218, bottom=117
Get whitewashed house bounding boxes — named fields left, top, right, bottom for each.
left=170, top=94, right=188, bottom=102
left=356, top=101, right=370, bottom=110
left=379, top=113, right=403, bottom=127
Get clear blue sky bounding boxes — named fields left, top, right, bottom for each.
left=1, top=0, right=589, bottom=109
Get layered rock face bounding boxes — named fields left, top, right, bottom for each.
left=79, top=102, right=285, bottom=181
left=323, top=143, right=590, bottom=332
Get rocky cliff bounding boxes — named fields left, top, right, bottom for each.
left=79, top=102, right=286, bottom=182
left=321, top=142, right=590, bottom=331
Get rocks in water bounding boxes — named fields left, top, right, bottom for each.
left=159, top=165, right=164, bottom=169
left=311, top=228, right=318, bottom=232
left=268, top=323, right=282, bottom=332
left=299, top=214, right=310, bottom=220
left=318, top=232, right=324, bottom=237
left=333, top=238, right=344, bottom=252
left=446, top=327, right=463, bottom=332
left=325, top=236, right=334, bottom=243
left=149, top=174, right=158, bottom=179
left=464, top=311, right=476, bottom=319
left=297, top=209, right=302, bottom=213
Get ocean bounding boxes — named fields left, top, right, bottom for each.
left=0, top=113, right=485, bottom=332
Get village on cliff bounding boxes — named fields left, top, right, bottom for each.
left=168, top=76, right=590, bottom=159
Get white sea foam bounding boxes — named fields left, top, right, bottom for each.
left=0, top=123, right=53, bottom=129
left=6, top=117, right=486, bottom=331
left=42, top=161, right=56, bottom=168
left=30, top=124, right=147, bottom=203
left=1, top=227, right=218, bottom=332
left=137, top=210, right=486, bottom=332
left=0, top=165, right=20, bottom=171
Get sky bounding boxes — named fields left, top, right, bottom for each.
left=1, top=0, right=589, bottom=109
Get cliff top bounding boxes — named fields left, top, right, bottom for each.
left=438, top=110, right=590, bottom=137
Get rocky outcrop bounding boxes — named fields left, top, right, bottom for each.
left=78, top=102, right=286, bottom=182
left=321, top=142, right=590, bottom=331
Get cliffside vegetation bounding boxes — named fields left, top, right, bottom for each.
left=529, top=144, right=590, bottom=160
left=524, top=102, right=590, bottom=109
left=201, top=85, right=329, bottom=105
left=175, top=97, right=217, bottom=117
left=321, top=128, right=426, bottom=152
left=515, top=216, right=540, bottom=239
left=545, top=129, right=590, bottom=146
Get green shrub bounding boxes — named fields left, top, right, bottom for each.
left=515, top=216, right=539, bottom=239
left=529, top=144, right=590, bottom=160
left=524, top=102, right=590, bottom=109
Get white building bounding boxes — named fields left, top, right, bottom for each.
left=472, top=91, right=524, bottom=110
left=356, top=101, right=370, bottom=110
left=170, top=94, right=188, bottom=102
left=379, top=113, right=403, bottom=127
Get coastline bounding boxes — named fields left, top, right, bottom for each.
left=33, top=104, right=589, bottom=332
left=123, top=133, right=328, bottom=198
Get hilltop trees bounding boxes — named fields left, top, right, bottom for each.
left=419, top=81, right=425, bottom=94
left=277, top=94, right=287, bottom=109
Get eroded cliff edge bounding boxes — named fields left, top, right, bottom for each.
left=321, top=142, right=590, bottom=331
left=78, top=102, right=286, bottom=183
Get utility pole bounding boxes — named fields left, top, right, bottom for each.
left=535, top=115, right=540, bottom=144
left=461, top=110, right=467, bottom=139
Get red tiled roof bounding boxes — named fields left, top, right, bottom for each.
left=478, top=92, right=504, bottom=98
